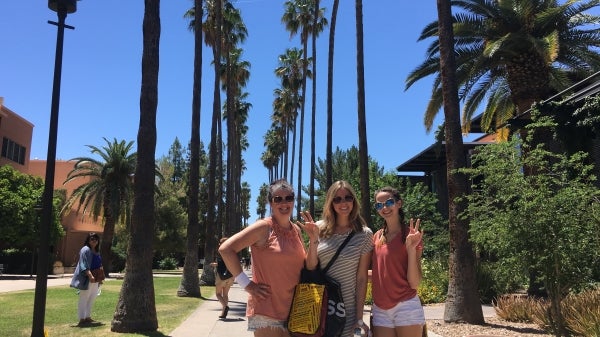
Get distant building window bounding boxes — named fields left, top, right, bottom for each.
left=1, top=137, right=26, bottom=165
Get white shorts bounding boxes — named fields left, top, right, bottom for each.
left=372, top=295, right=425, bottom=328
left=247, top=314, right=287, bottom=332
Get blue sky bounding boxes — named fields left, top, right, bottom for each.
left=2, top=1, right=455, bottom=220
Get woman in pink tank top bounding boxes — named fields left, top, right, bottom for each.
left=371, top=186, right=425, bottom=337
left=219, top=179, right=318, bottom=337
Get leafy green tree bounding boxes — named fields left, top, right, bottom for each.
left=63, top=138, right=136, bottom=275
left=168, top=137, right=186, bottom=184
left=0, top=165, right=63, bottom=250
left=154, top=156, right=187, bottom=264
left=461, top=119, right=600, bottom=336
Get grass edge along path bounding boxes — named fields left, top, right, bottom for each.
left=0, top=276, right=214, bottom=337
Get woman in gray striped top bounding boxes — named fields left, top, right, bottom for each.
left=303, top=180, right=374, bottom=337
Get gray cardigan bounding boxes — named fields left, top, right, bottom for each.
left=70, top=245, right=93, bottom=290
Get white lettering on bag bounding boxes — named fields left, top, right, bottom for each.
left=328, top=300, right=346, bottom=317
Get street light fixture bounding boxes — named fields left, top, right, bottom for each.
left=30, top=1, right=77, bottom=336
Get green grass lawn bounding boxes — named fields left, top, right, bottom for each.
left=0, top=276, right=214, bottom=337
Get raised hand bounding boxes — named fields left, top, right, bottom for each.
left=297, top=211, right=320, bottom=243
left=406, top=218, right=423, bottom=250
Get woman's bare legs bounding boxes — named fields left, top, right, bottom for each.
left=373, top=324, right=423, bottom=337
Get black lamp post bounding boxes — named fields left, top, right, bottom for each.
left=30, top=1, right=76, bottom=336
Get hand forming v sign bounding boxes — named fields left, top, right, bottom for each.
left=406, top=218, right=423, bottom=250
left=296, top=211, right=320, bottom=243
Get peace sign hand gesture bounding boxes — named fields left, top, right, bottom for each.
left=406, top=218, right=423, bottom=251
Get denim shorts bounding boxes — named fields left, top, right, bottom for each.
left=372, top=295, right=426, bottom=328
left=247, top=314, right=287, bottom=332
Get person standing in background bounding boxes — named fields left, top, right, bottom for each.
left=211, top=237, right=234, bottom=319
left=371, top=186, right=425, bottom=337
left=70, top=232, right=103, bottom=326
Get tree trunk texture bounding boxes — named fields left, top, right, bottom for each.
left=111, top=0, right=160, bottom=331
left=178, top=0, right=203, bottom=298
left=355, top=0, right=371, bottom=226
left=436, top=0, right=484, bottom=324
left=325, top=0, right=339, bottom=191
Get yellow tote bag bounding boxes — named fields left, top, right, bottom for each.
left=287, top=283, right=327, bottom=335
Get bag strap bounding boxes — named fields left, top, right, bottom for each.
left=322, top=231, right=355, bottom=274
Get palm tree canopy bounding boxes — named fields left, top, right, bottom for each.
left=406, top=0, right=600, bottom=133
left=63, top=137, right=137, bottom=224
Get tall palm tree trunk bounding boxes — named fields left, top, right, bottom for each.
left=100, top=200, right=116, bottom=277
left=178, top=0, right=202, bottom=298
left=297, top=38, right=308, bottom=219
left=309, top=0, right=319, bottom=215
left=111, top=0, right=160, bottom=331
left=436, top=0, right=484, bottom=324
left=326, top=0, right=339, bottom=190
left=201, top=0, right=222, bottom=287
left=355, top=0, right=370, bottom=225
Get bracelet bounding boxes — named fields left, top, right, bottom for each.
left=357, top=319, right=364, bottom=326
left=235, top=272, right=251, bottom=289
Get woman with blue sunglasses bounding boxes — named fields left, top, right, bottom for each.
left=370, top=186, right=425, bottom=337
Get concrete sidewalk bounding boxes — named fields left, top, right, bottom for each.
left=169, top=270, right=457, bottom=337
left=0, top=272, right=496, bottom=337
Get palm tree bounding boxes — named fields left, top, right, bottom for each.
left=63, top=137, right=136, bottom=277
left=111, top=0, right=160, bottom=331
left=218, top=3, right=248, bottom=236
left=275, top=47, right=306, bottom=186
left=407, top=0, right=600, bottom=133
left=272, top=85, right=300, bottom=178
left=282, top=0, right=324, bottom=218
left=435, top=0, right=484, bottom=324
left=355, top=0, right=371, bottom=226
left=220, top=48, right=250, bottom=236
left=325, top=0, right=340, bottom=190
left=199, top=0, right=222, bottom=287
left=178, top=0, right=203, bottom=298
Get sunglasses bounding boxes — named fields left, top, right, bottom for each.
left=375, top=198, right=396, bottom=211
left=272, top=195, right=295, bottom=203
left=333, top=195, right=354, bottom=204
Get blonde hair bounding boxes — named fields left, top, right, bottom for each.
left=320, top=180, right=366, bottom=238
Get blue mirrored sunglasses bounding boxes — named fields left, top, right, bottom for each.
left=375, top=198, right=396, bottom=211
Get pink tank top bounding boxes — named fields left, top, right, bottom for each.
left=371, top=229, right=418, bottom=309
left=247, top=217, right=305, bottom=320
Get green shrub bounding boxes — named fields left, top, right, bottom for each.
left=158, top=257, right=178, bottom=270
left=418, top=258, right=448, bottom=304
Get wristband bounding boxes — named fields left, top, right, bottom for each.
left=357, top=319, right=363, bottom=326
left=235, top=272, right=251, bottom=289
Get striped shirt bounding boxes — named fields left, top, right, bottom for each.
left=317, top=225, right=374, bottom=337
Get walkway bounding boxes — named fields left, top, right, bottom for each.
left=0, top=272, right=496, bottom=337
